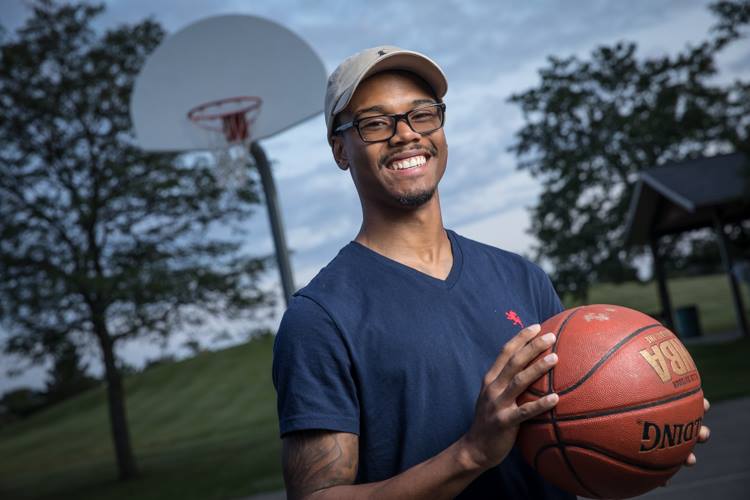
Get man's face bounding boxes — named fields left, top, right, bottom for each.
left=331, top=71, right=448, bottom=210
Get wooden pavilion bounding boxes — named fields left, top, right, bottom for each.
left=624, top=152, right=750, bottom=337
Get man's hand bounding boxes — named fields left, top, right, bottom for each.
left=684, top=397, right=711, bottom=466
left=459, top=324, right=559, bottom=471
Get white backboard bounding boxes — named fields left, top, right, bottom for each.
left=130, top=15, right=326, bottom=151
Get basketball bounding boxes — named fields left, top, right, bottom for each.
left=518, top=304, right=704, bottom=499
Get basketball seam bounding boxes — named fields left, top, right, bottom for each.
left=548, top=307, right=601, bottom=498
left=527, top=386, right=545, bottom=396
left=532, top=444, right=601, bottom=498
left=534, top=442, right=684, bottom=472
left=525, top=386, right=703, bottom=423
left=557, top=323, right=662, bottom=396
left=548, top=306, right=580, bottom=393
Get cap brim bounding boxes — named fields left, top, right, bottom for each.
left=332, top=50, right=448, bottom=117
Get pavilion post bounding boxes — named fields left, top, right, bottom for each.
left=649, top=236, right=674, bottom=330
left=712, top=211, right=749, bottom=337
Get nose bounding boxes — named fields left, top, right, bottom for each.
left=389, top=116, right=420, bottom=145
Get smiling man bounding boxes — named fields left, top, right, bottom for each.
left=271, top=46, right=705, bottom=499
left=271, top=45, right=568, bottom=499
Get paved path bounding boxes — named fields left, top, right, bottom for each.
left=244, top=397, right=749, bottom=500
left=243, top=492, right=285, bottom=500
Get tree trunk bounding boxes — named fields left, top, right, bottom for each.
left=95, top=314, right=139, bottom=480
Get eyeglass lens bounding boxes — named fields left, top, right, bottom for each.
left=358, top=105, right=443, bottom=142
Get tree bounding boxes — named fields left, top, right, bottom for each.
left=44, top=339, right=99, bottom=405
left=0, top=1, right=270, bottom=480
left=508, top=0, right=750, bottom=300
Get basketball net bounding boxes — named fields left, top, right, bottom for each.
left=187, top=96, right=263, bottom=189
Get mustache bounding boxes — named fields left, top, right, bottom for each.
left=379, top=145, right=438, bottom=167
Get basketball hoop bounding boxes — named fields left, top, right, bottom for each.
left=187, top=96, right=262, bottom=187
left=131, top=14, right=328, bottom=306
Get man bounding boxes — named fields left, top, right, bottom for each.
left=272, top=46, right=709, bottom=499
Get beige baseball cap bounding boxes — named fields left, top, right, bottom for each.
left=325, top=45, right=448, bottom=143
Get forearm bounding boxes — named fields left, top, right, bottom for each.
left=302, top=436, right=485, bottom=500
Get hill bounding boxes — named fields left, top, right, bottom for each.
left=0, top=334, right=282, bottom=500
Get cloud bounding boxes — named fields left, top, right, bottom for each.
left=453, top=204, right=537, bottom=257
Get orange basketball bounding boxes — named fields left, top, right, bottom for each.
left=518, top=304, right=704, bottom=499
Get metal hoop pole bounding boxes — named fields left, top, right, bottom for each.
left=250, top=141, right=295, bottom=306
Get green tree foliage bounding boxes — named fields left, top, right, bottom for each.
left=509, top=0, right=750, bottom=299
left=0, top=387, right=46, bottom=423
left=0, top=1, right=270, bottom=479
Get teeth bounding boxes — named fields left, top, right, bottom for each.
left=390, top=155, right=427, bottom=170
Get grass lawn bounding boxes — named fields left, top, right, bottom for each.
left=0, top=334, right=283, bottom=500
left=575, top=273, right=750, bottom=335
left=1, top=274, right=749, bottom=499
left=686, top=337, right=750, bottom=401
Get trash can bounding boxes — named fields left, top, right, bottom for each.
left=675, top=305, right=702, bottom=338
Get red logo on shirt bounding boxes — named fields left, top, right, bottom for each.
left=505, top=310, right=524, bottom=327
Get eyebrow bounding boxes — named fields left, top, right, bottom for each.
left=353, top=98, right=438, bottom=118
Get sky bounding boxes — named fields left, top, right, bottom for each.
left=1, top=0, right=749, bottom=392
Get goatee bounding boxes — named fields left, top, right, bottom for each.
left=396, top=188, right=435, bottom=208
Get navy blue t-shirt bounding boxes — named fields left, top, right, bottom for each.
left=273, top=230, right=573, bottom=499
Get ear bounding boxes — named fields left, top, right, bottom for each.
left=331, top=135, right=350, bottom=171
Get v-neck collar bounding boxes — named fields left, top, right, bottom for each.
left=348, top=229, right=463, bottom=289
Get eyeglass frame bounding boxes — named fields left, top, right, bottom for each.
left=333, top=102, right=446, bottom=143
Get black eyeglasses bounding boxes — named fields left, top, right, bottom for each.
left=334, top=102, right=446, bottom=143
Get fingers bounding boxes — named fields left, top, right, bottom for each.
left=483, top=324, right=541, bottom=386
left=502, top=351, right=558, bottom=402
left=697, top=397, right=710, bottom=445
left=684, top=425, right=710, bottom=467
left=697, top=425, right=710, bottom=443
left=491, top=330, right=557, bottom=391
left=478, top=324, right=560, bottom=430
left=504, top=393, right=559, bottom=427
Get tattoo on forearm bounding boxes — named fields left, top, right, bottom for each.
left=283, top=431, right=358, bottom=498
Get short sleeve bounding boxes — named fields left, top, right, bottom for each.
left=272, top=295, right=359, bottom=437
left=532, top=265, right=564, bottom=321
